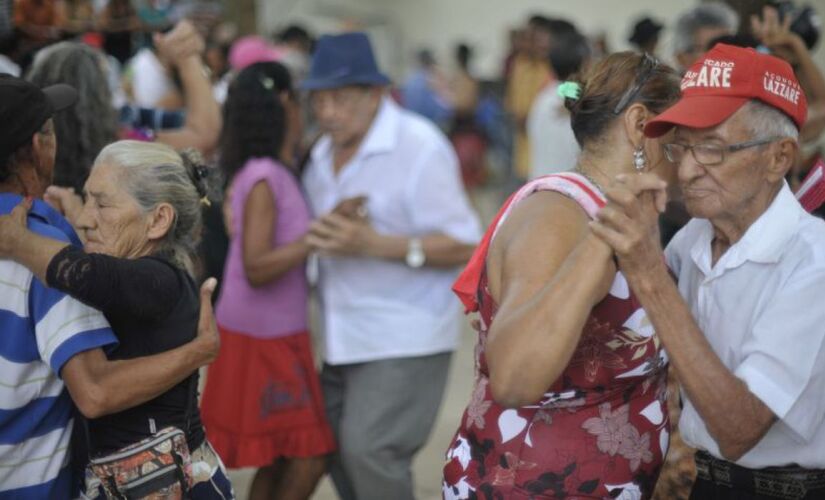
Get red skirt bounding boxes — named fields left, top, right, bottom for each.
left=200, top=325, right=336, bottom=469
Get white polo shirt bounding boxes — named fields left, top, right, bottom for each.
left=303, top=97, right=481, bottom=365
left=666, top=182, right=825, bottom=468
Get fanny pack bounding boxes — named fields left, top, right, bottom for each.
left=89, top=426, right=193, bottom=499
left=87, top=374, right=198, bottom=499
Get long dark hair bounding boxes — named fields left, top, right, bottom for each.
left=218, top=61, right=293, bottom=183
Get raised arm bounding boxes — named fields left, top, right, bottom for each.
left=484, top=192, right=615, bottom=407
left=154, top=20, right=222, bottom=154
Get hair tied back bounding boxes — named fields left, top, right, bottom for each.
left=557, top=81, right=582, bottom=101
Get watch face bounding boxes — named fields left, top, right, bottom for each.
left=406, top=247, right=425, bottom=268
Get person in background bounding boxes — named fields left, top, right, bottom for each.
left=302, top=32, right=480, bottom=500
left=505, top=15, right=554, bottom=180
left=592, top=42, right=825, bottom=500
left=402, top=48, right=453, bottom=129
left=449, top=42, right=485, bottom=187
left=200, top=61, right=335, bottom=500
left=527, top=28, right=590, bottom=178
left=672, top=3, right=739, bottom=73
left=26, top=20, right=221, bottom=193
left=275, top=24, right=313, bottom=85
left=629, top=16, right=664, bottom=55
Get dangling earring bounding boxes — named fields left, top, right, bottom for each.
left=633, top=146, right=647, bottom=172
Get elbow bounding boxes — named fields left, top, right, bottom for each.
left=244, top=266, right=270, bottom=288
left=716, top=433, right=758, bottom=462
left=488, top=368, right=543, bottom=408
left=73, top=384, right=109, bottom=419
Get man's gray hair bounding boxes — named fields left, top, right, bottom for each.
left=673, top=3, right=740, bottom=56
left=94, top=140, right=206, bottom=274
left=742, top=100, right=799, bottom=141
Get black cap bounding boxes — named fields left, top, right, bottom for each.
left=629, top=17, right=663, bottom=47
left=0, top=74, right=78, bottom=165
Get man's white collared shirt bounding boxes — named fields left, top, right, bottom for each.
left=666, top=183, right=825, bottom=468
left=303, top=97, right=481, bottom=365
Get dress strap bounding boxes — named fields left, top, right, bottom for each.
left=452, top=173, right=607, bottom=313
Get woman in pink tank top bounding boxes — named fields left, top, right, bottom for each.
left=444, top=53, right=682, bottom=499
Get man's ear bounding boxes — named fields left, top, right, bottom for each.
left=766, top=137, right=798, bottom=182
left=146, top=202, right=176, bottom=242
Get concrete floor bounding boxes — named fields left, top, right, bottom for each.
left=226, top=187, right=504, bottom=500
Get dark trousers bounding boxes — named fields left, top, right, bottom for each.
left=689, top=451, right=825, bottom=500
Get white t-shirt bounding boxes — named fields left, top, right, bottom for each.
left=527, top=82, right=580, bottom=179
left=303, top=97, right=481, bottom=365
left=666, top=183, right=825, bottom=468
left=127, top=48, right=175, bottom=108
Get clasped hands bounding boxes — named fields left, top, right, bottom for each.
left=590, top=173, right=669, bottom=280
left=306, top=196, right=379, bottom=257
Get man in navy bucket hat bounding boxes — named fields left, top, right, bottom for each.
left=301, top=32, right=481, bottom=499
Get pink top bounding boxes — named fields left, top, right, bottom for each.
left=215, top=158, right=310, bottom=338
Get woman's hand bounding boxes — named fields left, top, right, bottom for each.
left=193, top=277, right=220, bottom=365
left=0, top=197, right=32, bottom=259
left=751, top=6, right=805, bottom=64
left=590, top=173, right=668, bottom=282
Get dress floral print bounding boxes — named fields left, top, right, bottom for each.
left=444, top=174, right=670, bottom=500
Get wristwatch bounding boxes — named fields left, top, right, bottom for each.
left=405, top=237, right=426, bottom=268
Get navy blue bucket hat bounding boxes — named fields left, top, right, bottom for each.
left=301, top=32, right=391, bottom=90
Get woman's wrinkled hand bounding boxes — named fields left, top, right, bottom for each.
left=0, top=197, right=32, bottom=259
left=590, top=173, right=667, bottom=281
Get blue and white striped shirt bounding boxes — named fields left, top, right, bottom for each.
left=0, top=194, right=117, bottom=499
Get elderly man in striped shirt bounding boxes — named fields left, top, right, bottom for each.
left=0, top=75, right=219, bottom=498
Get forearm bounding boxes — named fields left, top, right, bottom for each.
left=366, top=232, right=476, bottom=267
left=245, top=239, right=310, bottom=287
left=12, top=230, right=70, bottom=284
left=67, top=341, right=210, bottom=418
left=176, top=56, right=221, bottom=151
left=487, top=236, right=613, bottom=406
left=629, top=266, right=774, bottom=459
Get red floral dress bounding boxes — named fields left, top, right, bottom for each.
left=444, top=174, right=670, bottom=499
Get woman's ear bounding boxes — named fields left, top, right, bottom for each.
left=146, top=203, right=176, bottom=242
left=622, top=102, right=650, bottom=148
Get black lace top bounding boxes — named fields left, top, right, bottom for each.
left=46, top=245, right=205, bottom=455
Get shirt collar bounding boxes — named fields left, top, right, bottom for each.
left=0, top=193, right=83, bottom=247
left=310, top=95, right=401, bottom=166
left=690, top=182, right=802, bottom=275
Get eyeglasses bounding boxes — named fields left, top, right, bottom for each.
left=663, top=137, right=780, bottom=166
left=613, top=52, right=659, bottom=115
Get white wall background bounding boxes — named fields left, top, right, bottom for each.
left=258, top=0, right=825, bottom=82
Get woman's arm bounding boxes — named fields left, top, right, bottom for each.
left=242, top=181, right=310, bottom=287
left=154, top=21, right=221, bottom=154
left=61, top=278, right=220, bottom=418
left=0, top=199, right=182, bottom=321
left=485, top=192, right=616, bottom=407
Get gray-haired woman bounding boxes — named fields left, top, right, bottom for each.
left=0, top=140, right=233, bottom=498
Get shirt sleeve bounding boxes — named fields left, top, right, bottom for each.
left=46, top=246, right=183, bottom=323
left=406, top=138, right=482, bottom=245
left=733, top=264, right=825, bottom=442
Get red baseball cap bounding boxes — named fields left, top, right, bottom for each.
left=644, top=43, right=807, bottom=138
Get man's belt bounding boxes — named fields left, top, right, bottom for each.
left=695, top=450, right=825, bottom=499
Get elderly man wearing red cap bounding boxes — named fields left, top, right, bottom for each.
left=591, top=43, right=825, bottom=498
